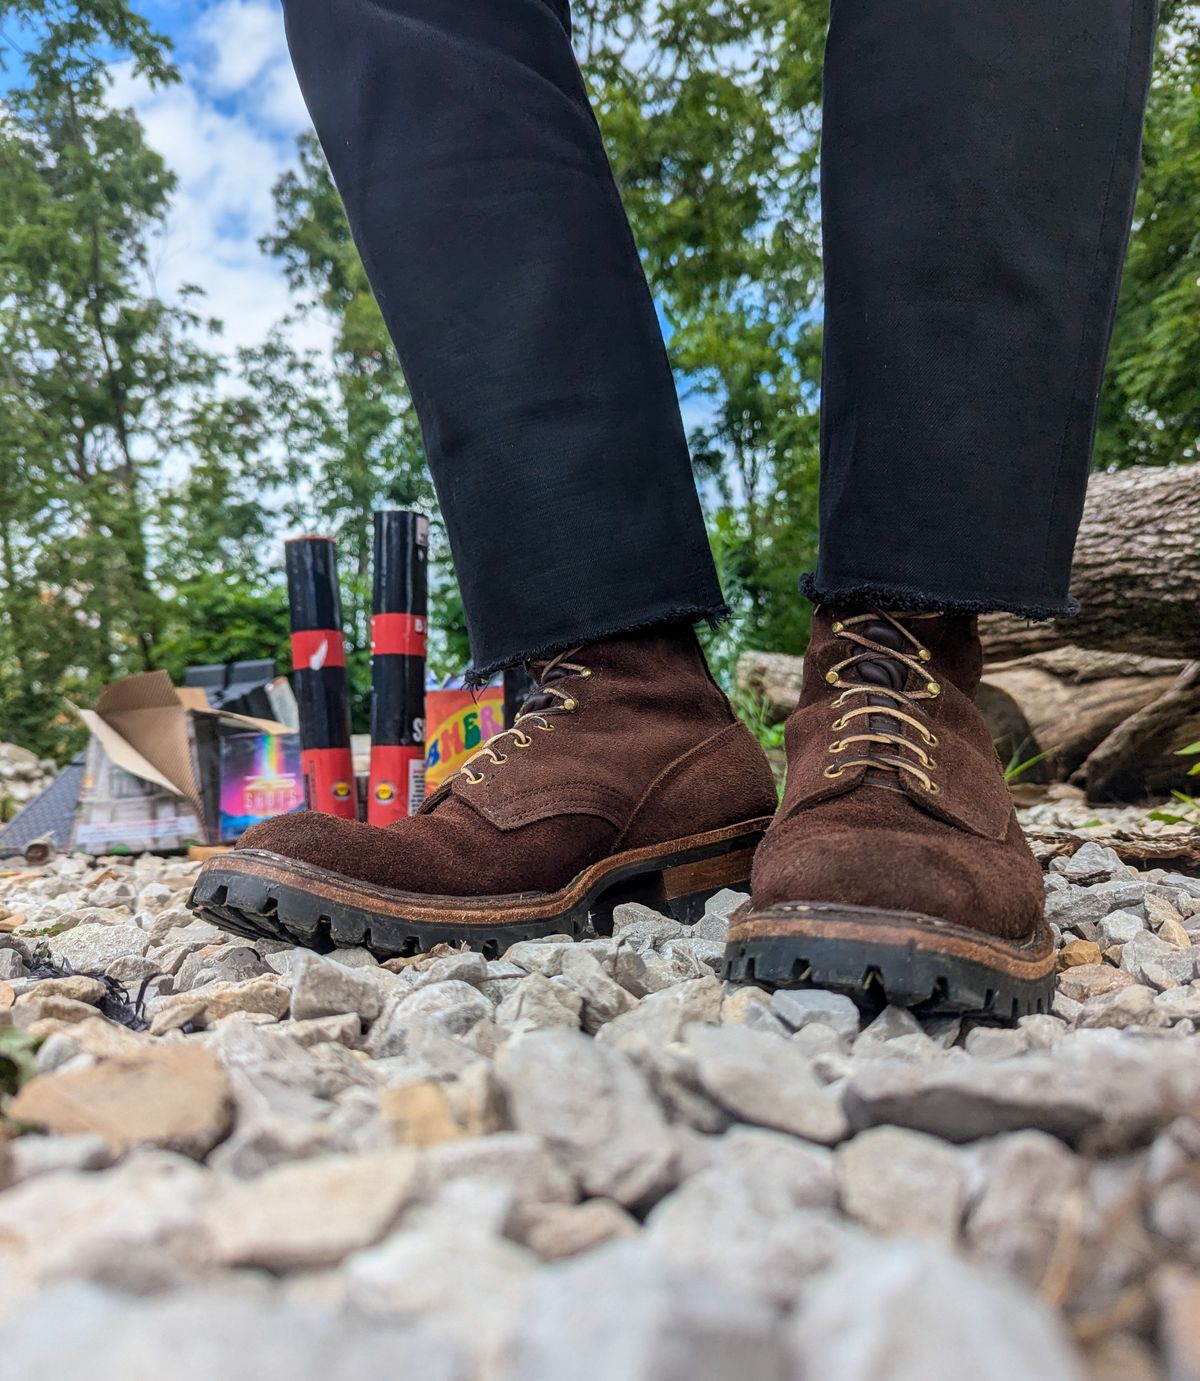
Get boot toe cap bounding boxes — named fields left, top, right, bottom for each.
left=237, top=810, right=358, bottom=869
left=751, top=816, right=1042, bottom=940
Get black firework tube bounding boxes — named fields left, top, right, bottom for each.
left=285, top=537, right=357, bottom=819
left=369, top=511, right=429, bottom=824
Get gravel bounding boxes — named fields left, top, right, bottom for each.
left=0, top=838, right=1197, bottom=1378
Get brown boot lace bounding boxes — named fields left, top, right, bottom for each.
left=822, top=611, right=943, bottom=795
left=457, top=647, right=592, bottom=786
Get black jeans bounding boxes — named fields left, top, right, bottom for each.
left=281, top=0, right=1157, bottom=676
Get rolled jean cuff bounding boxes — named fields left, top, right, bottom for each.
left=464, top=600, right=732, bottom=687
left=798, top=573, right=1080, bottom=622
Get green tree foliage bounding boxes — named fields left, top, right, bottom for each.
left=0, top=1, right=178, bottom=756
left=0, top=1, right=280, bottom=757
left=256, top=132, right=453, bottom=716
left=1096, top=0, right=1200, bottom=468
left=575, top=0, right=830, bottom=668
left=151, top=572, right=293, bottom=688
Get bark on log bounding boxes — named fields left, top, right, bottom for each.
left=980, top=463, right=1200, bottom=661
left=736, top=652, right=804, bottom=722
left=979, top=648, right=1187, bottom=783
left=736, top=643, right=1200, bottom=801
left=1078, top=661, right=1200, bottom=802
left=1024, top=826, right=1200, bottom=871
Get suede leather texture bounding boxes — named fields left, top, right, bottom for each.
left=239, top=625, right=777, bottom=896
left=751, top=610, right=1044, bottom=940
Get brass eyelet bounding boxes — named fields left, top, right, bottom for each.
left=925, top=734, right=939, bottom=748
left=562, top=698, right=578, bottom=712
left=831, top=715, right=848, bottom=731
left=491, top=753, right=508, bottom=765
left=924, top=782, right=940, bottom=794
left=825, top=670, right=839, bottom=685
left=824, top=764, right=845, bottom=779
left=513, top=735, right=534, bottom=749
left=827, top=739, right=846, bottom=754
left=918, top=648, right=932, bottom=662
left=463, top=770, right=484, bottom=785
left=577, top=668, right=593, bottom=679
left=538, top=722, right=556, bottom=732
left=831, top=621, right=845, bottom=634
left=926, top=681, right=941, bottom=697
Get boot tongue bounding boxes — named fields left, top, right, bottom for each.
left=842, top=619, right=912, bottom=749
left=853, top=620, right=908, bottom=693
left=519, top=659, right=574, bottom=715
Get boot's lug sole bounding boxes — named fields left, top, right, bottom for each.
left=723, top=901, right=1056, bottom=1019
left=187, top=818, right=769, bottom=960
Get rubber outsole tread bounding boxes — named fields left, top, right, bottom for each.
left=187, top=825, right=766, bottom=960
left=720, top=932, right=1055, bottom=1018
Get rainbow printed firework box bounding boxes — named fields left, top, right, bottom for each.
left=219, top=728, right=305, bottom=841
left=423, top=683, right=506, bottom=795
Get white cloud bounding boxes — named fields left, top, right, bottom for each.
left=107, top=2, right=325, bottom=357
left=194, top=0, right=311, bottom=131
left=194, top=0, right=286, bottom=95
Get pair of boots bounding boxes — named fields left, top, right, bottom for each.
left=190, top=610, right=1054, bottom=1016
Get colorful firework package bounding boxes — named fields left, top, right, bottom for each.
left=218, top=727, right=305, bottom=841
left=423, top=680, right=506, bottom=795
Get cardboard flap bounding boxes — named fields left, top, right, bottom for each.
left=176, top=686, right=214, bottom=713
left=94, top=670, right=181, bottom=716
left=86, top=671, right=202, bottom=812
left=217, top=710, right=297, bottom=736
left=73, top=708, right=184, bottom=798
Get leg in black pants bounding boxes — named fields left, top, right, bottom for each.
left=195, top=0, right=1157, bottom=1013
left=739, top=0, right=1157, bottom=1013
left=278, top=0, right=726, bottom=680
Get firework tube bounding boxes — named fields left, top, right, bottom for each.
left=285, top=537, right=357, bottom=819
left=369, top=511, right=429, bottom=824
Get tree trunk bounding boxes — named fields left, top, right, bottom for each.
left=980, top=464, right=1200, bottom=661
left=736, top=651, right=804, bottom=722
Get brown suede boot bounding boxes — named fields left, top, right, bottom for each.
left=725, top=609, right=1054, bottom=1017
left=190, top=625, right=777, bottom=958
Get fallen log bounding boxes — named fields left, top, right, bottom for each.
left=978, top=648, right=1188, bottom=784
left=1024, top=826, right=1200, bottom=872
left=979, top=463, right=1200, bottom=660
left=735, top=643, right=1200, bottom=802
left=1078, top=661, right=1200, bottom=801
left=736, top=651, right=804, bottom=722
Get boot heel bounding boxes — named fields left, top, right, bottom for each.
left=662, top=847, right=755, bottom=926
left=589, top=872, right=669, bottom=936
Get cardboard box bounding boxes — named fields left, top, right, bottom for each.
left=74, top=737, right=207, bottom=855
left=184, top=661, right=300, bottom=727
left=72, top=671, right=294, bottom=853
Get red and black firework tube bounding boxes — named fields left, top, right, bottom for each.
left=369, top=510, right=429, bottom=825
left=285, top=536, right=358, bottom=820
